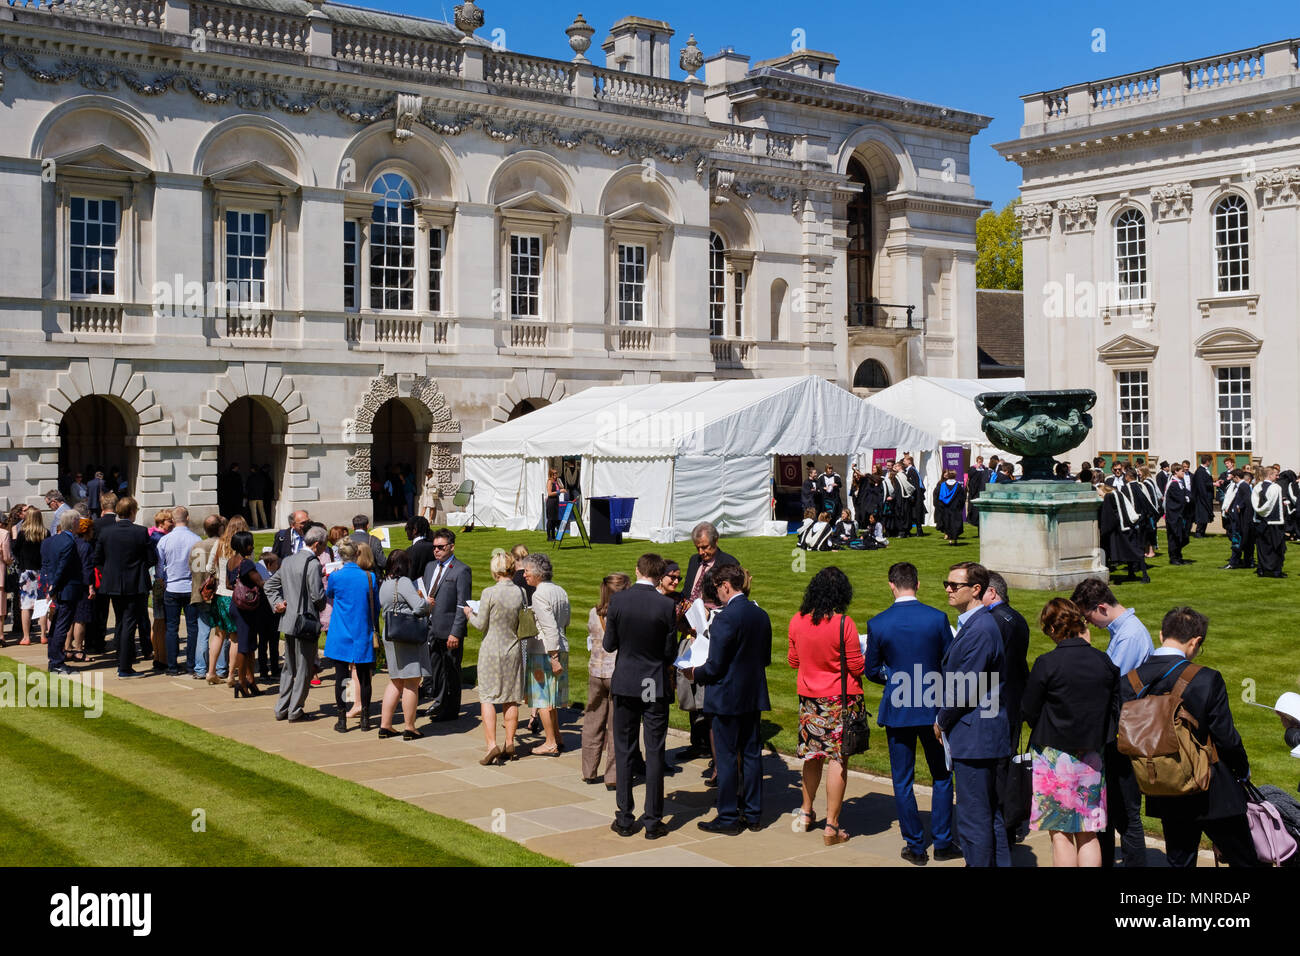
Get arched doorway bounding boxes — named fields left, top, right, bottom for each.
left=60, top=395, right=135, bottom=498
left=218, top=396, right=286, bottom=527
left=507, top=398, right=548, bottom=421
left=846, top=157, right=874, bottom=326
left=371, top=399, right=429, bottom=522
left=853, top=358, right=890, bottom=390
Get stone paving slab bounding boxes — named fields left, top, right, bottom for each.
left=2, top=641, right=1063, bottom=866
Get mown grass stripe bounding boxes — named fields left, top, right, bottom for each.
left=0, top=802, right=88, bottom=867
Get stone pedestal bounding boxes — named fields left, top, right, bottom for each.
left=977, top=480, right=1108, bottom=590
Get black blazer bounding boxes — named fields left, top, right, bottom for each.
left=93, top=517, right=157, bottom=596
left=1120, top=655, right=1249, bottom=822
left=1021, top=637, right=1120, bottom=754
left=603, top=582, right=677, bottom=702
left=682, top=549, right=738, bottom=601
left=988, top=601, right=1031, bottom=735
left=271, top=528, right=297, bottom=561
left=349, top=530, right=387, bottom=571
left=405, top=539, right=435, bottom=582
left=41, top=532, right=83, bottom=603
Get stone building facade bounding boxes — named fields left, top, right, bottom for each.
left=0, top=0, right=988, bottom=525
left=996, top=39, right=1300, bottom=466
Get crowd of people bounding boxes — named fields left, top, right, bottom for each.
left=3, top=484, right=1293, bottom=866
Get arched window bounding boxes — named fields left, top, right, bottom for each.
left=708, top=232, right=726, bottom=336
left=846, top=158, right=873, bottom=325
left=370, top=172, right=416, bottom=310
left=853, top=358, right=889, bottom=390
left=1213, top=195, right=1249, bottom=293
left=1114, top=208, right=1147, bottom=302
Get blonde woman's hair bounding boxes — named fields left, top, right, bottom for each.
left=153, top=508, right=173, bottom=528
left=357, top=542, right=375, bottom=571
left=490, top=550, right=515, bottom=578
left=22, top=507, right=49, bottom=544
left=335, top=539, right=359, bottom=562
left=217, top=515, right=249, bottom=562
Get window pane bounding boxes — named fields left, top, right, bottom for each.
left=369, top=173, right=417, bottom=312
left=224, top=208, right=270, bottom=306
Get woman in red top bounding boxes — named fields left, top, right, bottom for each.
left=787, top=566, right=866, bottom=846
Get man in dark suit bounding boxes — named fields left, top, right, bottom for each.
left=1155, top=461, right=1171, bottom=496
left=966, top=456, right=988, bottom=529
left=688, top=563, right=772, bottom=835
left=603, top=553, right=677, bottom=839
left=936, top=561, right=1011, bottom=866
left=84, top=491, right=119, bottom=655
left=41, top=510, right=84, bottom=674
left=800, top=463, right=818, bottom=516
left=349, top=514, right=387, bottom=573
left=983, top=571, right=1031, bottom=846
left=1120, top=606, right=1259, bottom=867
left=865, top=561, right=957, bottom=865
left=271, top=510, right=311, bottom=561
left=94, top=496, right=158, bottom=679
left=1191, top=456, right=1215, bottom=536
left=402, top=516, right=434, bottom=581
left=903, top=453, right=927, bottom=536
left=85, top=470, right=106, bottom=514
left=420, top=527, right=471, bottom=721
left=681, top=522, right=737, bottom=608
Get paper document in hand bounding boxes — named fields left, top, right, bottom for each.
left=685, top=598, right=711, bottom=638
left=941, top=731, right=952, bottom=771
left=674, top=635, right=710, bottom=670
left=465, top=600, right=480, bottom=615
left=375, top=527, right=392, bottom=548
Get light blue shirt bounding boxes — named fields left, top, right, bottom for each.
left=1150, top=645, right=1186, bottom=658
left=156, top=526, right=201, bottom=594
left=1105, top=607, right=1154, bottom=675
left=957, top=604, right=983, bottom=629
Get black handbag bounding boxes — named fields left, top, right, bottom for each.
left=383, top=581, right=426, bottom=644
left=1000, top=728, right=1034, bottom=831
left=839, top=614, right=871, bottom=757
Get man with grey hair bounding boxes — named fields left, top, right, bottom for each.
left=349, top=514, right=386, bottom=572
left=265, top=524, right=328, bottom=722
left=44, top=490, right=71, bottom=532
left=519, top=553, right=571, bottom=755
left=157, top=505, right=201, bottom=676
left=42, top=509, right=84, bottom=674
left=682, top=522, right=737, bottom=608
left=982, top=570, right=1030, bottom=853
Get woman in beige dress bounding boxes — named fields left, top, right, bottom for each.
left=463, top=550, right=526, bottom=765
left=420, top=469, right=442, bottom=524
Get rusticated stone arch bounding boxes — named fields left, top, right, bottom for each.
left=34, top=357, right=170, bottom=441
left=190, top=362, right=313, bottom=440
left=344, top=373, right=462, bottom=500
left=490, top=369, right=567, bottom=424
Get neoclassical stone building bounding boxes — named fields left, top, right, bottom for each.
left=0, top=0, right=988, bottom=524
left=996, top=38, right=1300, bottom=466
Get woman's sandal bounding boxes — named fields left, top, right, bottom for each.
left=795, top=809, right=817, bottom=833
left=823, top=824, right=850, bottom=847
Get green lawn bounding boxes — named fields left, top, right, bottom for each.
left=0, top=657, right=561, bottom=867
left=310, top=523, right=1300, bottom=800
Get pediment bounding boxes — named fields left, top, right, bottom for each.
left=204, top=160, right=300, bottom=194
left=1194, top=328, right=1262, bottom=361
left=1097, top=333, right=1157, bottom=365
left=605, top=201, right=675, bottom=226
left=498, top=190, right=570, bottom=215
left=52, top=144, right=151, bottom=179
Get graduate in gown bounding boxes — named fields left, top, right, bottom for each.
left=932, top=470, right=966, bottom=544
left=1130, top=467, right=1160, bottom=558
left=1162, top=464, right=1191, bottom=565
left=1221, top=471, right=1249, bottom=569
left=1099, top=482, right=1150, bottom=582
left=1279, top=469, right=1300, bottom=542
left=1252, top=466, right=1288, bottom=578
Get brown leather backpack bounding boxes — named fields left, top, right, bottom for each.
left=1117, top=660, right=1218, bottom=796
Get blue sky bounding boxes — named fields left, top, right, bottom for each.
left=374, top=0, right=1299, bottom=209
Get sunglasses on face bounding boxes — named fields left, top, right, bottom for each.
left=942, top=580, right=971, bottom=591
left=432, top=543, right=450, bottom=551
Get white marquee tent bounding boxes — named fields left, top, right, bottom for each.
left=863, top=376, right=1026, bottom=493
left=462, top=376, right=938, bottom=541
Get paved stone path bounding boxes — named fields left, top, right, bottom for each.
left=4, top=641, right=1066, bottom=866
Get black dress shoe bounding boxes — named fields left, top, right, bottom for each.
left=610, top=821, right=640, bottom=837
left=932, top=845, right=964, bottom=862
left=644, top=823, right=669, bottom=840
left=334, top=718, right=348, bottom=733
left=697, top=818, right=744, bottom=835
left=743, top=817, right=763, bottom=832
left=583, top=776, right=603, bottom=785
left=605, top=783, right=617, bottom=791
left=900, top=847, right=928, bottom=865
left=287, top=714, right=318, bottom=723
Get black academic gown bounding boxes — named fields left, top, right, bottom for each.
left=932, top=481, right=966, bottom=541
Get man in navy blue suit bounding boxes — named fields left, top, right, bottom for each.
left=40, top=510, right=85, bottom=675
left=865, top=561, right=958, bottom=865
left=686, top=563, right=771, bottom=835
left=936, top=561, right=1011, bottom=866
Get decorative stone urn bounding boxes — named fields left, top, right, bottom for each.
left=566, top=13, right=595, bottom=62
left=453, top=0, right=484, bottom=40
left=679, top=33, right=704, bottom=79
left=974, top=388, right=1107, bottom=590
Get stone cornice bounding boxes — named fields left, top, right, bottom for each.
left=1015, top=201, right=1053, bottom=239
left=882, top=192, right=991, bottom=220
left=1055, top=195, right=1098, bottom=233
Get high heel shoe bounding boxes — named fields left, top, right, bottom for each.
left=479, top=747, right=503, bottom=766
left=246, top=682, right=262, bottom=696
left=503, top=745, right=518, bottom=761
left=823, top=824, right=849, bottom=847
left=233, top=682, right=246, bottom=699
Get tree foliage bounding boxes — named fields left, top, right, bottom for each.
left=976, top=198, right=1023, bottom=291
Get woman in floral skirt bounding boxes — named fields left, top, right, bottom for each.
left=1021, top=597, right=1121, bottom=867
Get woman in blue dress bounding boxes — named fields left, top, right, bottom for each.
left=325, top=539, right=381, bottom=732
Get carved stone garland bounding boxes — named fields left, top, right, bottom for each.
left=343, top=373, right=462, bottom=501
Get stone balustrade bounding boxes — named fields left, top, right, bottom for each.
left=374, top=315, right=421, bottom=344
left=223, top=310, right=272, bottom=339
left=607, top=324, right=664, bottom=353
left=191, top=1, right=308, bottom=52
left=5, top=0, right=164, bottom=27
left=1025, top=39, right=1298, bottom=128
left=710, top=337, right=754, bottom=369
left=333, top=27, right=462, bottom=77
left=593, top=67, right=688, bottom=112
left=485, top=51, right=575, bottom=96
left=69, top=302, right=124, bottom=333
